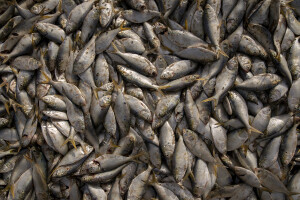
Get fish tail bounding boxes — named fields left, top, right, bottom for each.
left=132, top=151, right=146, bottom=160
left=149, top=172, right=158, bottom=185
left=0, top=54, right=10, bottom=63
left=215, top=122, right=225, bottom=127
left=10, top=184, right=15, bottom=198
left=217, top=47, right=229, bottom=58
left=0, top=79, right=8, bottom=88
left=131, top=152, right=147, bottom=164
left=241, top=144, right=249, bottom=156
left=201, top=96, right=218, bottom=107
left=287, top=192, right=300, bottom=200
left=119, top=20, right=130, bottom=31
left=23, top=154, right=34, bottom=163
left=93, top=88, right=99, bottom=100
left=40, top=48, right=48, bottom=58
left=61, top=136, right=77, bottom=150
left=111, top=79, right=123, bottom=92
left=40, top=70, right=51, bottom=84
left=57, top=0, right=62, bottom=13
left=183, top=168, right=195, bottom=182
left=80, top=142, right=88, bottom=154
left=156, top=88, right=165, bottom=96
left=48, top=166, right=58, bottom=180
left=157, top=85, right=170, bottom=95
left=11, top=0, right=17, bottom=6
left=248, top=126, right=263, bottom=135
left=109, top=139, right=120, bottom=148
left=184, top=19, right=188, bottom=30
left=4, top=102, right=10, bottom=115
left=111, top=41, right=120, bottom=54
left=200, top=76, right=209, bottom=86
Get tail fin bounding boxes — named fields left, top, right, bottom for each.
left=119, top=20, right=130, bottom=31
left=185, top=19, right=188, bottom=30
left=183, top=167, right=195, bottom=182
left=61, top=137, right=77, bottom=150
left=109, top=140, right=120, bottom=148
left=57, top=0, right=62, bottom=13
left=241, top=144, right=249, bottom=156
left=111, top=42, right=121, bottom=54
left=217, top=47, right=229, bottom=58
left=0, top=80, right=8, bottom=88
left=40, top=70, right=51, bottom=84
left=201, top=96, right=218, bottom=107
left=93, top=88, right=99, bottom=100
left=149, top=172, right=158, bottom=185
left=248, top=126, right=263, bottom=135
left=10, top=184, right=15, bottom=198
left=131, top=151, right=146, bottom=160
left=200, top=76, right=209, bottom=87
left=0, top=54, right=10, bottom=64
left=79, top=142, right=88, bottom=154
left=112, top=79, right=122, bottom=92
left=157, top=85, right=171, bottom=96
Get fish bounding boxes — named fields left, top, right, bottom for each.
left=0, top=0, right=298, bottom=199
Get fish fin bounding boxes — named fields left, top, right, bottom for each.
left=196, top=0, right=201, bottom=8
left=215, top=122, right=225, bottom=126
left=189, top=170, right=195, bottom=182
left=217, top=47, right=229, bottom=58
left=112, top=79, right=122, bottom=92
left=80, top=142, right=88, bottom=154
left=288, top=191, right=300, bottom=198
left=149, top=172, right=158, bottom=185
left=40, top=70, right=51, bottom=84
left=184, top=19, right=188, bottom=30
left=200, top=76, right=209, bottom=86
left=29, top=24, right=35, bottom=34
left=11, top=0, right=17, bottom=6
left=241, top=144, right=248, bottom=156
left=156, top=88, right=165, bottom=96
left=39, top=15, right=52, bottom=20
left=40, top=48, right=48, bottom=58
left=201, top=97, right=217, bottom=107
left=93, top=88, right=99, bottom=100
left=61, top=137, right=77, bottom=150
left=0, top=80, right=8, bottom=88
left=285, top=2, right=296, bottom=11
left=10, top=184, right=15, bottom=198
left=57, top=0, right=62, bottom=13
left=48, top=166, right=58, bottom=180
left=4, top=102, right=10, bottom=114
left=161, top=45, right=174, bottom=53
left=132, top=151, right=146, bottom=159
left=260, top=186, right=272, bottom=193
left=109, top=140, right=120, bottom=148
left=31, top=35, right=36, bottom=49
left=248, top=126, right=263, bottom=134
left=119, top=20, right=130, bottom=31
left=110, top=41, right=121, bottom=54
left=183, top=168, right=195, bottom=182
left=39, top=7, right=46, bottom=16
left=24, top=154, right=34, bottom=163
left=157, top=85, right=171, bottom=94
left=0, top=54, right=10, bottom=63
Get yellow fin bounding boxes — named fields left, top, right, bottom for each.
left=248, top=126, right=263, bottom=134
left=119, top=20, right=130, bottom=31
left=61, top=137, right=77, bottom=150
left=185, top=19, right=188, bottom=30
left=201, top=97, right=217, bottom=107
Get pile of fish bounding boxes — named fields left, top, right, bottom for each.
left=0, top=0, right=299, bottom=199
